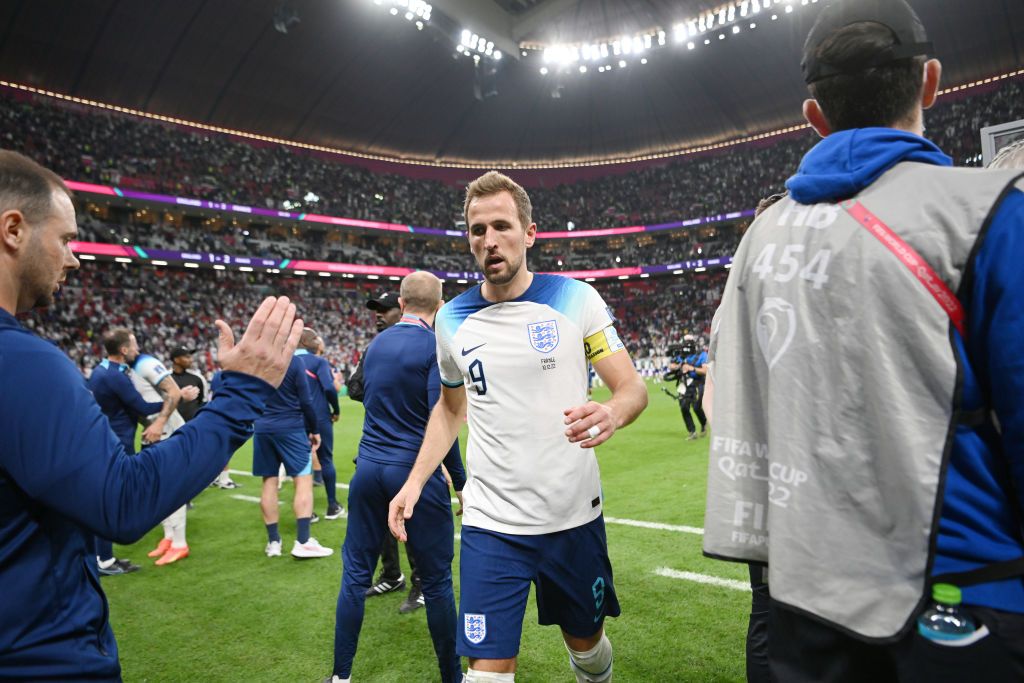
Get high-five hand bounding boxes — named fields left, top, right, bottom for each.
left=215, top=297, right=303, bottom=387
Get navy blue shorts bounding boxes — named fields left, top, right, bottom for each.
left=253, top=431, right=312, bottom=477
left=458, top=515, right=620, bottom=659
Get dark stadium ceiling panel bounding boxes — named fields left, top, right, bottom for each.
left=0, top=0, right=1020, bottom=165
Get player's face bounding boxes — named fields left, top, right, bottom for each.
left=124, top=335, right=140, bottom=363
left=176, top=354, right=193, bottom=370
left=467, top=191, right=536, bottom=286
left=18, top=191, right=79, bottom=313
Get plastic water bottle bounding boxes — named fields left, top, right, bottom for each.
left=917, top=583, right=976, bottom=642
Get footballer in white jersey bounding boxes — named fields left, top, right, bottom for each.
left=388, top=172, right=648, bottom=682
left=435, top=273, right=625, bottom=534
left=131, top=350, right=193, bottom=565
left=132, top=354, right=185, bottom=438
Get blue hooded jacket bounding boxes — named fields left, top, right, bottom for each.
left=787, top=128, right=1024, bottom=612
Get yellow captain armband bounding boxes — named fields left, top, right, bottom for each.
left=584, top=326, right=626, bottom=362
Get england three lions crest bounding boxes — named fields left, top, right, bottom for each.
left=527, top=320, right=559, bottom=353
left=464, top=613, right=487, bottom=644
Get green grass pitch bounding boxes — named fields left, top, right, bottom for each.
left=103, top=382, right=751, bottom=681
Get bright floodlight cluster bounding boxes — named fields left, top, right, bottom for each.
left=529, top=0, right=821, bottom=75
left=371, top=0, right=432, bottom=31
left=457, top=29, right=503, bottom=63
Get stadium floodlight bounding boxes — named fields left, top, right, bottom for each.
left=184, top=263, right=200, bottom=269
left=579, top=65, right=587, bottom=73
left=641, top=57, right=648, bottom=64
left=151, top=260, right=167, bottom=266
left=213, top=264, right=225, bottom=270
left=239, top=266, right=254, bottom=272
left=618, top=60, right=627, bottom=68
left=732, top=25, right=740, bottom=33
left=687, top=41, right=695, bottom=49
left=540, top=66, right=548, bottom=75
left=493, top=50, right=501, bottom=59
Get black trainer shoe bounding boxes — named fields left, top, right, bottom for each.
left=325, top=503, right=345, bottom=520
left=366, top=573, right=405, bottom=597
left=399, top=584, right=424, bottom=614
left=98, top=558, right=141, bottom=576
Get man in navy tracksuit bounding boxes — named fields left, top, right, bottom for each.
left=87, top=329, right=165, bottom=575
left=0, top=148, right=303, bottom=681
left=296, top=328, right=343, bottom=519
left=254, top=346, right=332, bottom=559
left=331, top=272, right=465, bottom=683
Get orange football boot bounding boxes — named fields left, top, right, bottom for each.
left=155, top=546, right=190, bottom=566
left=147, top=538, right=172, bottom=558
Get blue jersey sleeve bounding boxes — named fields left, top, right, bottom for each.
left=317, top=358, right=340, bottom=417
left=294, top=359, right=319, bottom=435
left=0, top=337, right=274, bottom=544
left=970, top=188, right=1024, bottom=516
left=113, top=370, right=164, bottom=419
left=426, top=350, right=465, bottom=490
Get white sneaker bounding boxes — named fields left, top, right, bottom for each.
left=292, top=537, right=334, bottom=559
left=265, top=540, right=282, bottom=557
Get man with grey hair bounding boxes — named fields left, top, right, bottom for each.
left=330, top=271, right=466, bottom=683
left=704, top=0, right=1024, bottom=679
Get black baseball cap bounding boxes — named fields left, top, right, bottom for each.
left=366, top=291, right=400, bottom=312
left=169, top=346, right=194, bottom=359
left=802, top=0, right=932, bottom=85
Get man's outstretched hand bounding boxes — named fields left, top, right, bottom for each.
left=215, top=297, right=303, bottom=387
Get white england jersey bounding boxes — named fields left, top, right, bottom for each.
left=436, top=273, right=625, bottom=534
left=131, top=354, right=185, bottom=437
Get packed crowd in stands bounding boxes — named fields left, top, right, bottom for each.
left=22, top=262, right=722, bottom=376
left=1, top=77, right=1020, bottom=233
left=9, top=77, right=1019, bottom=375
left=76, top=212, right=743, bottom=272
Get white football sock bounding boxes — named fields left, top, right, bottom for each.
left=97, top=556, right=116, bottom=569
left=163, top=505, right=187, bottom=547
left=567, top=634, right=613, bottom=682
left=217, top=470, right=231, bottom=485
left=463, top=670, right=515, bottom=682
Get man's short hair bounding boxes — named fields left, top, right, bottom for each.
left=808, top=22, right=925, bottom=132
left=0, top=150, right=72, bottom=223
left=463, top=171, right=533, bottom=231
left=103, top=328, right=133, bottom=356
left=399, top=272, right=442, bottom=313
left=989, top=139, right=1024, bottom=170
left=300, top=327, right=319, bottom=351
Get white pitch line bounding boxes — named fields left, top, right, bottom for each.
left=654, top=567, right=749, bottom=591
left=228, top=469, right=349, bottom=490
left=230, top=494, right=280, bottom=505
left=227, top=472, right=703, bottom=535
left=605, top=517, right=704, bottom=535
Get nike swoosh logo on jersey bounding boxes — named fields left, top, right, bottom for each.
left=461, top=343, right=487, bottom=356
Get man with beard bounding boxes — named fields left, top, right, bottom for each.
left=389, top=171, right=648, bottom=683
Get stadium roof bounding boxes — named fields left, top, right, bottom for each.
left=0, top=0, right=1020, bottom=166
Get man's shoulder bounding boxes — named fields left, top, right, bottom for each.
left=437, top=286, right=489, bottom=339
left=0, top=326, right=81, bottom=392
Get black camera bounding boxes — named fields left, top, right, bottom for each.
left=669, top=340, right=697, bottom=359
